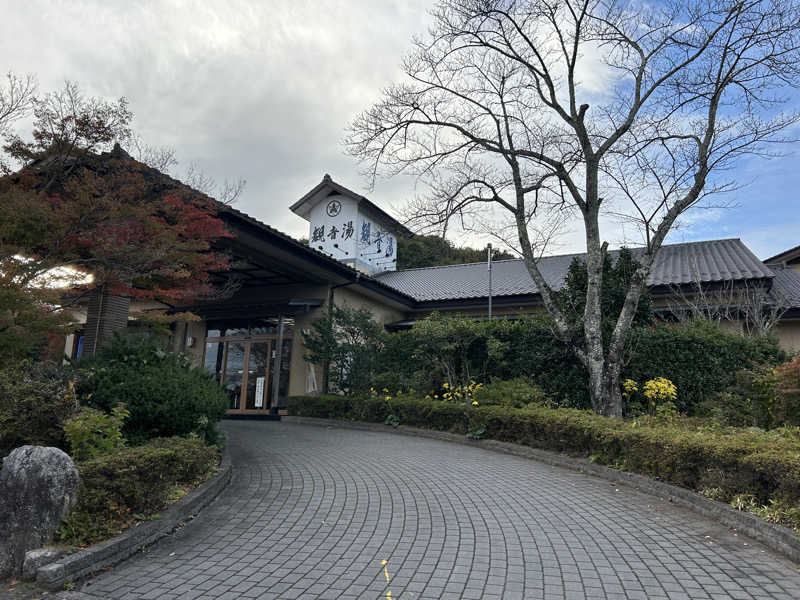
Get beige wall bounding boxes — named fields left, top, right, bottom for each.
left=287, top=284, right=406, bottom=397
left=776, top=319, right=800, bottom=354
left=332, top=285, right=405, bottom=325
left=289, top=307, right=327, bottom=397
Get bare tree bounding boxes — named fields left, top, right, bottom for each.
left=0, top=72, right=37, bottom=173
left=0, top=72, right=36, bottom=133
left=128, top=136, right=246, bottom=204
left=346, top=0, right=800, bottom=416
left=3, top=80, right=132, bottom=190
left=130, top=137, right=247, bottom=205
left=666, top=271, right=790, bottom=336
left=183, top=161, right=246, bottom=205
left=128, top=133, right=178, bottom=173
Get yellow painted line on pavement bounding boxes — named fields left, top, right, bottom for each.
left=381, top=559, right=392, bottom=599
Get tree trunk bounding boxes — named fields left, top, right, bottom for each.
left=599, top=361, right=624, bottom=418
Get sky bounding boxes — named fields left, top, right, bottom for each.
left=1, top=0, right=798, bottom=261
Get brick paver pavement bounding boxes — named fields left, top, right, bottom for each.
left=75, top=421, right=800, bottom=599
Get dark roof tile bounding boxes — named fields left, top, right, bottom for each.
left=771, top=269, right=800, bottom=308
left=375, top=239, right=775, bottom=302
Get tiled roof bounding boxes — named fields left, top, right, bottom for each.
left=771, top=268, right=800, bottom=308
left=375, top=239, right=775, bottom=302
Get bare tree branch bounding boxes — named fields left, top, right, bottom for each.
left=347, top=0, right=800, bottom=416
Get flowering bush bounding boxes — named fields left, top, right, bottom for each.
left=643, top=377, right=677, bottom=403
left=622, top=376, right=678, bottom=420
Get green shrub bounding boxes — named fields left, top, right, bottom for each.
left=287, top=393, right=800, bottom=530
left=63, top=405, right=129, bottom=461
left=376, top=315, right=786, bottom=414
left=303, top=305, right=387, bottom=394
left=698, top=357, right=800, bottom=429
left=0, top=360, right=78, bottom=457
left=58, top=436, right=219, bottom=545
left=473, top=377, right=551, bottom=408
left=697, top=366, right=776, bottom=428
left=625, top=320, right=786, bottom=414
left=775, top=357, right=800, bottom=426
left=75, top=335, right=228, bottom=445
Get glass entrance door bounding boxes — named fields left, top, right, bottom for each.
left=203, top=317, right=295, bottom=415
left=225, top=341, right=246, bottom=410
left=245, top=341, right=271, bottom=410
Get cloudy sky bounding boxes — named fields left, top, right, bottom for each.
left=2, top=0, right=797, bottom=260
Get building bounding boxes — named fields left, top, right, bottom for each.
left=65, top=173, right=800, bottom=417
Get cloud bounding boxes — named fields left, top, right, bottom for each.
left=3, top=1, right=796, bottom=259
left=1, top=0, right=432, bottom=238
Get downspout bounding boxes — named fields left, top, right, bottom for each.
left=322, top=272, right=361, bottom=394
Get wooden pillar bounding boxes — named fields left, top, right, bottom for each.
left=82, top=286, right=130, bottom=356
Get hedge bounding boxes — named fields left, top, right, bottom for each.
left=58, top=437, right=219, bottom=545
left=287, top=394, right=800, bottom=530
left=377, top=317, right=786, bottom=412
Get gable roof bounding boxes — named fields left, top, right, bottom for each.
left=374, top=238, right=774, bottom=302
left=289, top=174, right=412, bottom=237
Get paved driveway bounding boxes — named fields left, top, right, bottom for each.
left=77, top=421, right=800, bottom=600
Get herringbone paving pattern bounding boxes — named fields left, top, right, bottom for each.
left=76, top=421, right=800, bottom=599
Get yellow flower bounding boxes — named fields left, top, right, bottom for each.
left=442, top=382, right=449, bottom=389
left=472, top=401, right=479, bottom=406
left=385, top=396, right=392, bottom=401
left=643, top=377, right=677, bottom=402
left=382, top=388, right=389, bottom=393
left=434, top=394, right=439, bottom=399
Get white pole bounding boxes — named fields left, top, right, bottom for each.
left=487, top=243, right=493, bottom=320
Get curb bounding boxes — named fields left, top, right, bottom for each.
left=37, top=447, right=233, bottom=590
left=284, top=416, right=800, bottom=564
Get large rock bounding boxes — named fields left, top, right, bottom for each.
left=0, top=446, right=79, bottom=579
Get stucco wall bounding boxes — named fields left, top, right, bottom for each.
left=776, top=319, right=800, bottom=354
left=332, top=285, right=405, bottom=325
left=287, top=284, right=406, bottom=397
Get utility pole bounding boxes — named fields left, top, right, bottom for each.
left=487, top=243, right=493, bottom=320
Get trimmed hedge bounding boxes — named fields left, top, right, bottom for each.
left=58, top=437, right=219, bottom=545
left=287, top=394, right=800, bottom=529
